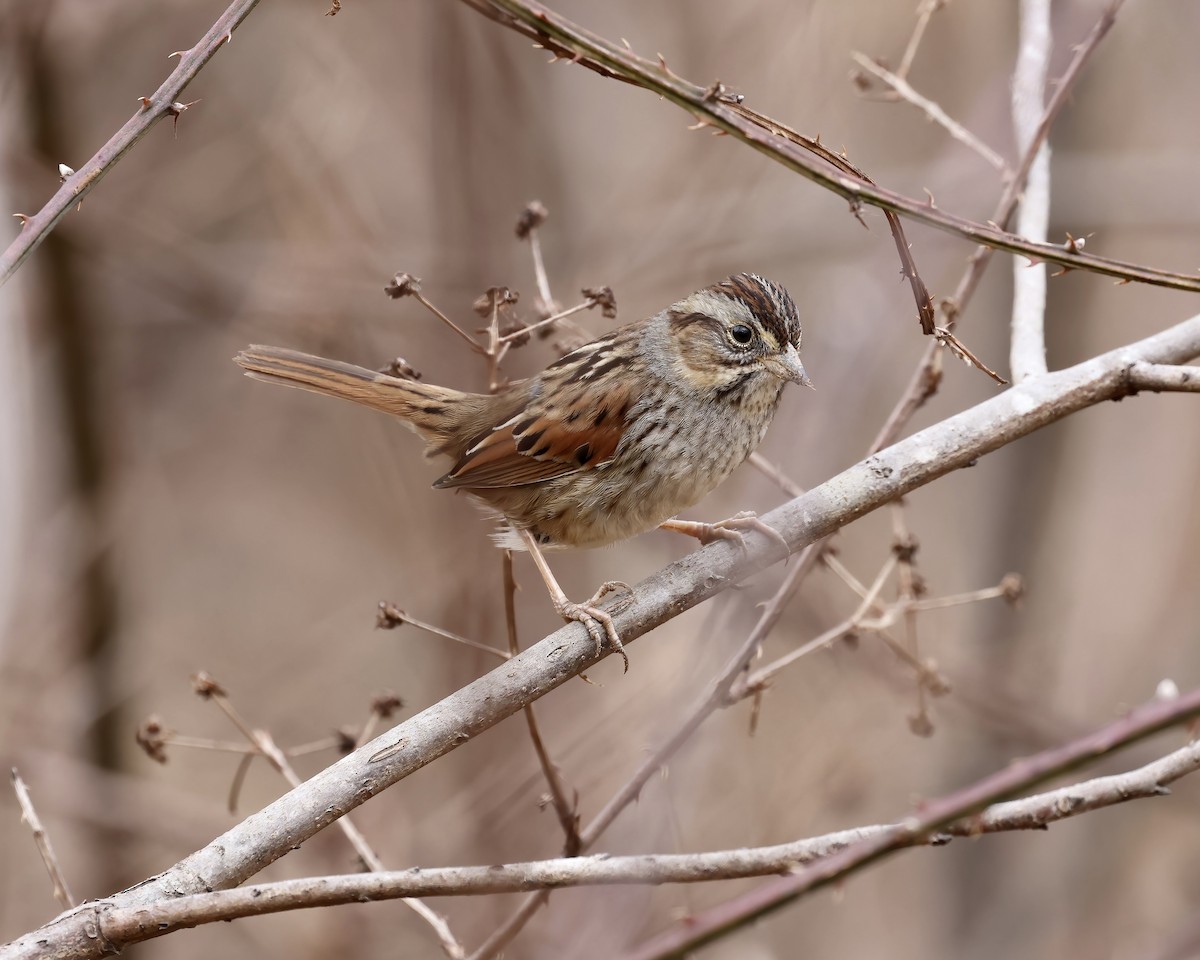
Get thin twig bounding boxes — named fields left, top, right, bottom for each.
left=415, top=290, right=489, bottom=355
left=10, top=769, right=75, bottom=910
left=734, top=554, right=898, bottom=697
left=503, top=551, right=583, bottom=855
left=851, top=53, right=1010, bottom=174
left=897, top=0, right=946, bottom=79
left=0, top=0, right=263, bottom=287
left=498, top=300, right=592, bottom=344
left=378, top=602, right=510, bottom=661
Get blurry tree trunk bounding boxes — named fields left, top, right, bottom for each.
left=18, top=5, right=126, bottom=894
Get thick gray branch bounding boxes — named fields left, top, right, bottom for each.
left=5, top=313, right=1200, bottom=960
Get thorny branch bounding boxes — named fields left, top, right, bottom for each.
left=0, top=0, right=262, bottom=287
left=463, top=0, right=1200, bottom=296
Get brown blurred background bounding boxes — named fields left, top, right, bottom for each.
left=2, top=1, right=1199, bottom=957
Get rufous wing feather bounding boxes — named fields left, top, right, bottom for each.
left=434, top=381, right=636, bottom=490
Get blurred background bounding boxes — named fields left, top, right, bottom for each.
left=2, top=0, right=1199, bottom=957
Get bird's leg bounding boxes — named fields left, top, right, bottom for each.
left=517, top=528, right=633, bottom=671
left=660, top=511, right=790, bottom=556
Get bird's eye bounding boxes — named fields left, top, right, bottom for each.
left=730, top=324, right=754, bottom=346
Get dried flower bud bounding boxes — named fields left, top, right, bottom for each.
left=891, top=533, right=918, bottom=564
left=1000, top=574, right=1025, bottom=604
left=384, top=273, right=422, bottom=299
left=136, top=715, right=169, bottom=764
left=907, top=711, right=934, bottom=737
left=371, top=691, right=404, bottom=717
left=379, top=356, right=421, bottom=380
left=582, top=286, right=617, bottom=319
left=191, top=671, right=225, bottom=698
left=515, top=200, right=548, bottom=239
left=376, top=601, right=406, bottom=630
left=472, top=286, right=519, bottom=318
left=500, top=317, right=530, bottom=348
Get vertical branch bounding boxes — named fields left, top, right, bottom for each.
left=1010, top=0, right=1053, bottom=381
left=502, top=552, right=583, bottom=854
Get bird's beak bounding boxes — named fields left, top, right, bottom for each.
left=765, top=344, right=813, bottom=388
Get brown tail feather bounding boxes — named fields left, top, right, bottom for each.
left=234, top=344, right=473, bottom=449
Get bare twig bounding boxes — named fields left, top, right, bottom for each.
left=1010, top=0, right=1053, bottom=381
left=896, top=0, right=947, bottom=79
left=1128, top=362, right=1200, bottom=393
left=10, top=769, right=75, bottom=911
left=733, top=554, right=898, bottom=698
left=0, top=0, right=262, bottom=287
left=377, top=601, right=510, bottom=660
left=850, top=53, right=1010, bottom=174
left=503, top=551, right=583, bottom=855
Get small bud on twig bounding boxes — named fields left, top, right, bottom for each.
left=371, top=691, right=404, bottom=717
left=582, top=285, right=617, bottom=319
left=1000, top=573, right=1025, bottom=605
left=472, top=286, right=519, bottom=318
left=376, top=601, right=406, bottom=630
left=515, top=201, right=548, bottom=240
left=167, top=99, right=202, bottom=138
left=383, top=272, right=422, bottom=299
left=136, top=716, right=170, bottom=764
left=191, top=671, right=225, bottom=699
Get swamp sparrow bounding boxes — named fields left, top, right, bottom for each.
left=235, top=273, right=810, bottom=667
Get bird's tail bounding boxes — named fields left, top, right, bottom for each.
left=234, top=344, right=474, bottom=450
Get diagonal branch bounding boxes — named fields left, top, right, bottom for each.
left=0, top=0, right=263, bottom=288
